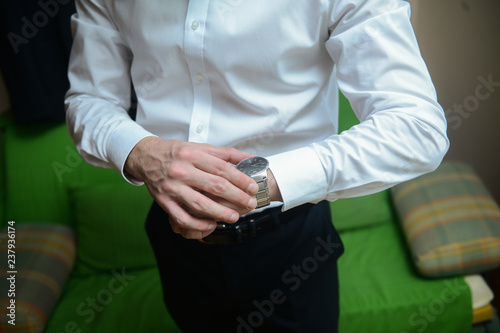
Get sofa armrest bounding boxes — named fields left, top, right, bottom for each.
left=0, top=223, right=76, bottom=332
left=391, top=161, right=500, bottom=278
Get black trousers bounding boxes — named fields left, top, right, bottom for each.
left=145, top=201, right=344, bottom=333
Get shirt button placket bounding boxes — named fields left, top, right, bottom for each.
left=196, top=124, right=204, bottom=134
left=184, top=1, right=212, bottom=144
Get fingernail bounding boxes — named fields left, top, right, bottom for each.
left=247, top=183, right=258, bottom=194
left=248, top=197, right=257, bottom=210
left=230, top=213, right=239, bottom=223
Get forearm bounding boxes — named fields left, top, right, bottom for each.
left=268, top=108, right=448, bottom=211
left=65, top=94, right=155, bottom=179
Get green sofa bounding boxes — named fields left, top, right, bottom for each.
left=0, top=95, right=498, bottom=333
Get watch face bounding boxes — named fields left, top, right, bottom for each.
left=236, top=156, right=269, bottom=176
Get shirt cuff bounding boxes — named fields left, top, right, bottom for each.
left=267, top=147, right=327, bottom=211
left=106, top=123, right=158, bottom=186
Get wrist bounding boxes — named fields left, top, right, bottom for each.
left=267, top=169, right=283, bottom=203
left=124, top=136, right=161, bottom=181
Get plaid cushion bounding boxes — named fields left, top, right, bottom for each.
left=0, top=223, right=76, bottom=333
left=391, top=161, right=500, bottom=278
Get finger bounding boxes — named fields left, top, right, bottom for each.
left=153, top=174, right=245, bottom=224
left=170, top=219, right=182, bottom=234
left=170, top=144, right=257, bottom=198
left=174, top=185, right=243, bottom=223
left=162, top=198, right=218, bottom=233
left=192, top=156, right=259, bottom=197
left=180, top=227, right=216, bottom=240
left=172, top=206, right=219, bottom=239
left=169, top=217, right=215, bottom=239
left=184, top=168, right=257, bottom=213
left=199, top=145, right=254, bottom=166
left=185, top=145, right=258, bottom=196
left=203, top=192, right=255, bottom=217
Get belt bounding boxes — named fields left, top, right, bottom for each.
left=200, top=203, right=313, bottom=245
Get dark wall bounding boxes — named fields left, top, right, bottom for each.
left=0, top=0, right=76, bottom=123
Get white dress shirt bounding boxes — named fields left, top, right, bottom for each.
left=65, top=0, right=449, bottom=211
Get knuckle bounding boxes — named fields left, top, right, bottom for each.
left=176, top=145, right=195, bottom=161
left=157, top=181, right=173, bottom=192
left=154, top=183, right=178, bottom=200
left=167, top=163, right=187, bottom=179
left=190, top=196, right=208, bottom=213
left=174, top=216, right=190, bottom=229
left=169, top=222, right=181, bottom=234
left=210, top=178, right=227, bottom=196
left=214, top=162, right=232, bottom=177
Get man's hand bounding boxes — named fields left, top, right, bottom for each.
left=124, top=137, right=260, bottom=239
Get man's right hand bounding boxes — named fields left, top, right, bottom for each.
left=124, top=137, right=259, bottom=240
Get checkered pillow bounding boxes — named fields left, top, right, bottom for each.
left=0, top=223, right=76, bottom=332
left=391, top=162, right=500, bottom=278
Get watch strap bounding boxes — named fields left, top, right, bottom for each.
left=255, top=178, right=271, bottom=208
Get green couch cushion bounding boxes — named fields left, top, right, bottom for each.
left=46, top=268, right=180, bottom=332
left=0, top=111, right=124, bottom=229
left=331, top=94, right=393, bottom=232
left=338, top=220, right=472, bottom=333
left=330, top=189, right=393, bottom=232
left=69, top=181, right=156, bottom=274
left=391, top=161, right=500, bottom=278
left=0, top=223, right=76, bottom=333
left=338, top=91, right=359, bottom=133
left=2, top=115, right=73, bottom=226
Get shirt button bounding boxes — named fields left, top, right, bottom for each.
left=195, top=74, right=205, bottom=82
left=191, top=21, right=199, bottom=30
left=196, top=125, right=204, bottom=134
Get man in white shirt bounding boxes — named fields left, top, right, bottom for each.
left=65, top=0, right=449, bottom=331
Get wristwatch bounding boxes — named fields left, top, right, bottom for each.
left=236, top=156, right=271, bottom=208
